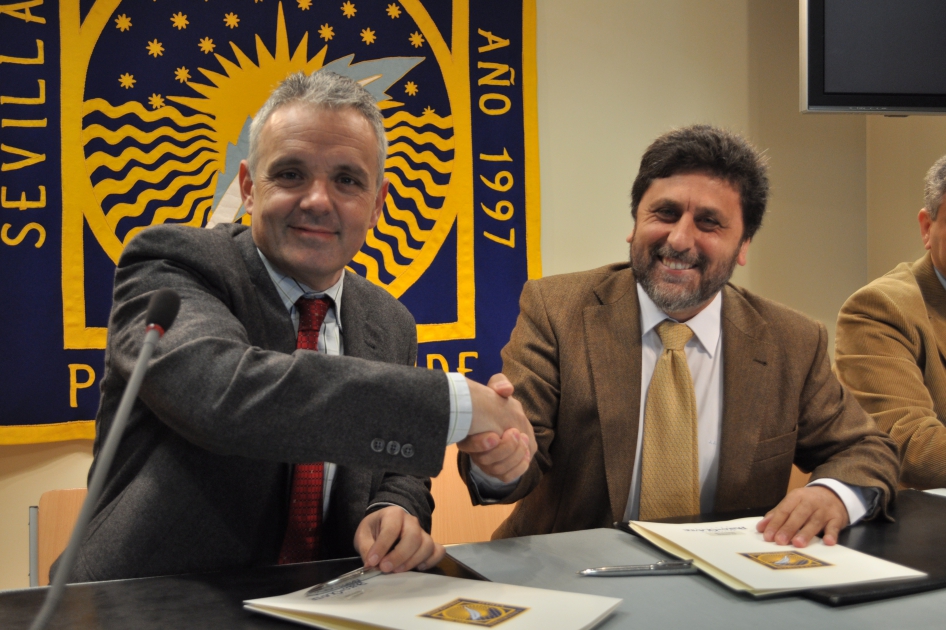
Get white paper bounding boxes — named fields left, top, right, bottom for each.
left=631, top=517, right=925, bottom=595
left=245, top=571, right=621, bottom=630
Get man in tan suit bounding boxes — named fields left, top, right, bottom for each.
left=836, top=153, right=946, bottom=490
left=463, top=125, right=898, bottom=548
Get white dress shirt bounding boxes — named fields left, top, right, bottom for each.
left=258, top=251, right=473, bottom=517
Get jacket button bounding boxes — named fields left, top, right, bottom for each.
left=401, top=444, right=414, bottom=458
left=371, top=438, right=385, bottom=453
left=386, top=440, right=401, bottom=456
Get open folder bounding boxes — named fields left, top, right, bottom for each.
left=245, top=571, right=621, bottom=630
left=629, top=517, right=925, bottom=597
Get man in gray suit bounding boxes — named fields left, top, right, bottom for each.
left=64, top=71, right=532, bottom=582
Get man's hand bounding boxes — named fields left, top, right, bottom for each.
left=461, top=428, right=532, bottom=483
left=756, top=486, right=849, bottom=547
left=460, top=373, right=536, bottom=458
left=354, top=506, right=445, bottom=573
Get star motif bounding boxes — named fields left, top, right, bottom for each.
left=114, top=14, right=132, bottom=31
left=119, top=73, right=136, bottom=89
left=224, top=12, right=239, bottom=28
left=199, top=37, right=216, bottom=53
left=149, top=94, right=165, bottom=109
left=423, top=106, right=435, bottom=116
left=297, top=0, right=312, bottom=9
left=409, top=31, right=424, bottom=48
left=146, top=39, right=164, bottom=57
left=386, top=3, right=401, bottom=18
left=405, top=81, right=418, bottom=96
left=171, top=12, right=188, bottom=30
left=175, top=66, right=191, bottom=83
left=361, top=28, right=376, bottom=44
left=341, top=1, right=356, bottom=18
left=318, top=23, right=334, bottom=41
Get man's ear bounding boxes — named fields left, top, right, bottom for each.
left=369, top=179, right=389, bottom=229
left=238, top=160, right=254, bottom=215
left=736, top=237, right=751, bottom=266
left=919, top=207, right=933, bottom=250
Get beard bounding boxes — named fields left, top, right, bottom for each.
left=630, top=239, right=740, bottom=315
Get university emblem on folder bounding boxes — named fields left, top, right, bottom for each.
left=421, top=598, right=528, bottom=626
left=741, top=551, right=831, bottom=570
left=0, top=0, right=539, bottom=442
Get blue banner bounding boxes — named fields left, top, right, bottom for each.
left=0, top=0, right=540, bottom=444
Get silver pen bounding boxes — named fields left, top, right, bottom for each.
left=305, top=566, right=383, bottom=596
left=578, top=560, right=698, bottom=577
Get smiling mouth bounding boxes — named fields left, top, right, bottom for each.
left=659, top=256, right=697, bottom=271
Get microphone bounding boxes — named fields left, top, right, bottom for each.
left=30, top=289, right=180, bottom=630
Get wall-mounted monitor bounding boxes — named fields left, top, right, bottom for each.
left=801, top=0, right=946, bottom=114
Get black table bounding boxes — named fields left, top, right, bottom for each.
left=0, top=556, right=478, bottom=629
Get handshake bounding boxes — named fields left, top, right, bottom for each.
left=459, top=374, right=537, bottom=483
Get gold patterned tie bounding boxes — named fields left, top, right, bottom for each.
left=639, top=320, right=700, bottom=520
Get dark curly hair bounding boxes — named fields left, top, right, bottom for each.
left=630, top=125, right=769, bottom=241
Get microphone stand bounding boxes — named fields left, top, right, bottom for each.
left=30, top=290, right=178, bottom=630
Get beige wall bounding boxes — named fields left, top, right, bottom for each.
left=3, top=0, right=946, bottom=591
left=866, top=117, right=946, bottom=280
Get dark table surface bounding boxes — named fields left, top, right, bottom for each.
left=0, top=555, right=479, bottom=629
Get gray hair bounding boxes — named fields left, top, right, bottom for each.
left=247, top=71, right=387, bottom=187
left=925, top=154, right=946, bottom=220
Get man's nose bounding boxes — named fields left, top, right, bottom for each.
left=665, top=215, right=696, bottom=252
left=300, top=179, right=332, bottom=212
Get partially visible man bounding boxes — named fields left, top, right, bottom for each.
left=61, top=71, right=532, bottom=583
left=462, top=125, right=898, bottom=547
left=836, top=153, right=946, bottom=489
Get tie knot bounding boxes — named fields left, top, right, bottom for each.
left=656, top=320, right=693, bottom=351
left=296, top=296, right=331, bottom=333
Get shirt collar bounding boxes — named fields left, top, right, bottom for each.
left=636, top=283, right=722, bottom=358
left=257, top=249, right=344, bottom=328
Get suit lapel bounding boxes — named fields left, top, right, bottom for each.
left=715, top=285, right=772, bottom=510
left=584, top=269, right=642, bottom=522
left=235, top=227, right=296, bottom=352
left=338, top=272, right=382, bottom=361
left=913, top=254, right=946, bottom=362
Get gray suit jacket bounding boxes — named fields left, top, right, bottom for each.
left=461, top=263, right=899, bottom=538
left=65, top=224, right=450, bottom=581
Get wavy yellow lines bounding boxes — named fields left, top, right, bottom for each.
left=384, top=156, right=447, bottom=196
left=351, top=250, right=382, bottom=285
left=386, top=142, right=452, bottom=174
left=385, top=126, right=454, bottom=152
left=83, top=98, right=214, bottom=128
left=152, top=194, right=214, bottom=228
left=364, top=229, right=409, bottom=278
left=384, top=110, right=453, bottom=129
left=374, top=213, right=422, bottom=259
left=385, top=172, right=441, bottom=221
left=384, top=196, right=429, bottom=243
left=94, top=151, right=216, bottom=198
left=105, top=162, right=217, bottom=224
left=82, top=124, right=212, bottom=147
left=86, top=139, right=216, bottom=172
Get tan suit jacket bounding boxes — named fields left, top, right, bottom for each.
left=462, top=263, right=898, bottom=539
left=836, top=253, right=946, bottom=489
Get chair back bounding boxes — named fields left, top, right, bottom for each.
left=37, top=488, right=87, bottom=586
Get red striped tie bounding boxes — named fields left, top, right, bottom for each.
left=278, top=296, right=331, bottom=564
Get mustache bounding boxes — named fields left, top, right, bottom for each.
left=649, top=243, right=707, bottom=270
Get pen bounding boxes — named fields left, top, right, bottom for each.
left=578, top=560, right=698, bottom=577
left=305, top=566, right=383, bottom=596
